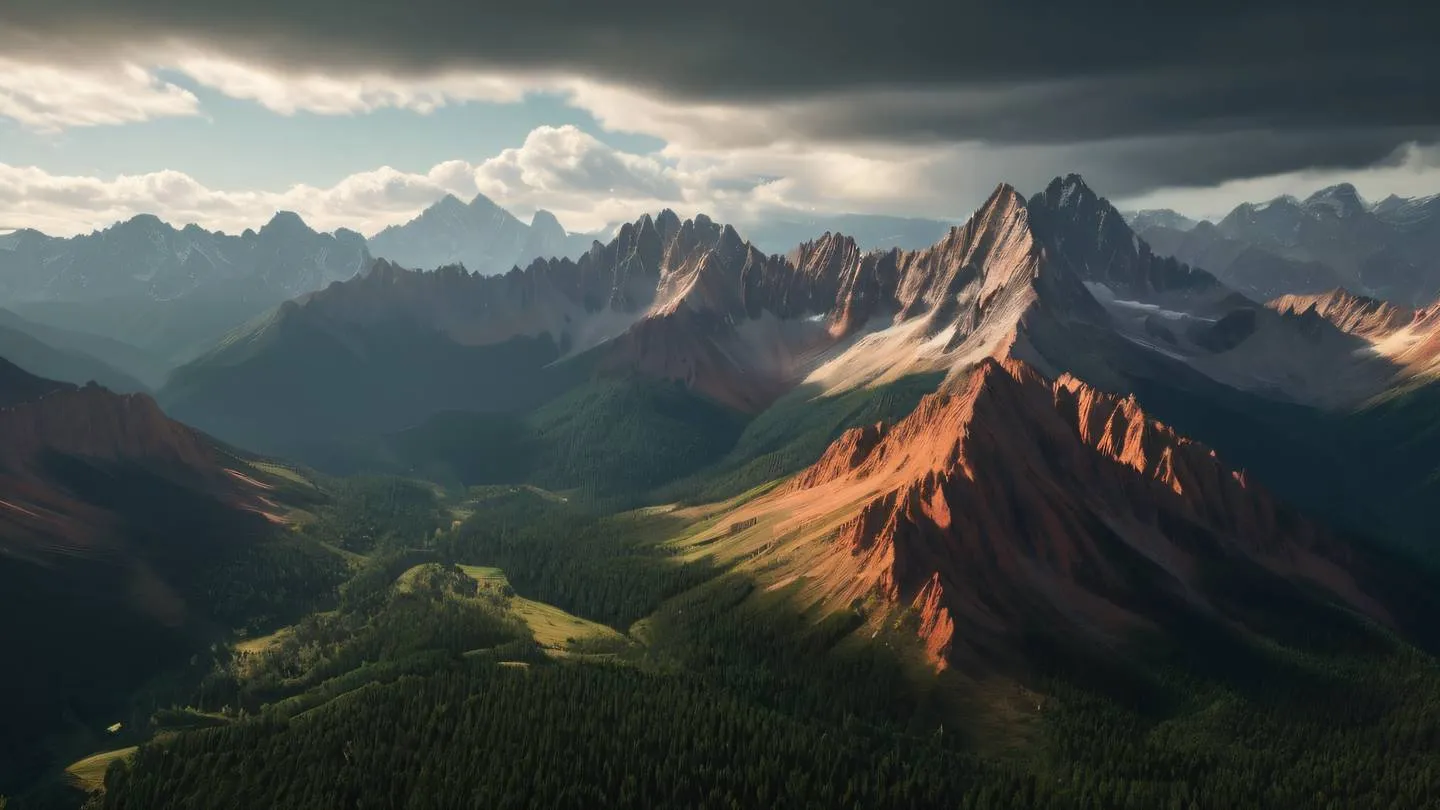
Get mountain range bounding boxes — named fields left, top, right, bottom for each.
left=161, top=177, right=1411, bottom=451
left=11, top=173, right=1440, bottom=808
left=0, top=195, right=959, bottom=392
left=367, top=194, right=598, bottom=275
left=156, top=176, right=1440, bottom=551
left=1130, top=185, right=1440, bottom=305
left=0, top=212, right=369, bottom=372
left=0, top=308, right=150, bottom=393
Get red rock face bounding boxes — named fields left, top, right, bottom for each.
left=0, top=384, right=218, bottom=478
left=0, top=370, right=272, bottom=571
left=711, top=357, right=1388, bottom=670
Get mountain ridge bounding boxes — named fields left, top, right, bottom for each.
left=1134, top=186, right=1440, bottom=307
left=1270, top=286, right=1440, bottom=379
left=0, top=314, right=150, bottom=394
left=162, top=175, right=1416, bottom=461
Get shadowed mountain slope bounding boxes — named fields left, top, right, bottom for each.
left=683, top=357, right=1398, bottom=671
left=0, top=358, right=290, bottom=791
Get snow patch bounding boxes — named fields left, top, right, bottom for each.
left=1083, top=282, right=1217, bottom=323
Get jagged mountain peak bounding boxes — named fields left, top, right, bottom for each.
left=1033, top=174, right=1115, bottom=222
left=655, top=209, right=683, bottom=238
left=1223, top=194, right=1301, bottom=222
left=434, top=193, right=466, bottom=210
left=717, top=222, right=746, bottom=253
left=1126, top=208, right=1200, bottom=233
left=262, top=210, right=310, bottom=232
left=121, top=212, right=167, bottom=229
left=1308, top=181, right=1360, bottom=198
left=468, top=191, right=505, bottom=212
left=1046, top=173, right=1101, bottom=210
left=404, top=194, right=469, bottom=224
left=172, top=172, right=1413, bottom=464
left=367, top=190, right=588, bottom=275
left=1028, top=174, right=1222, bottom=297
left=531, top=209, right=564, bottom=232
left=788, top=230, right=863, bottom=262
left=1305, top=182, right=1367, bottom=216
left=1269, top=287, right=1417, bottom=341
left=363, top=257, right=411, bottom=280
left=976, top=182, right=1029, bottom=218
left=1372, top=191, right=1440, bottom=229
left=1374, top=193, right=1407, bottom=210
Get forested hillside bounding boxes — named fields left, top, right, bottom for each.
left=30, top=478, right=1438, bottom=810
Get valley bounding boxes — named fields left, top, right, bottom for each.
left=48, top=459, right=1440, bottom=810
left=5, top=175, right=1440, bottom=810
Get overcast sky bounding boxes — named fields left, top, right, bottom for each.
left=1, top=1, right=1437, bottom=237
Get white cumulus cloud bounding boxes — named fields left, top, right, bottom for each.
left=0, top=126, right=718, bottom=237
left=169, top=55, right=546, bottom=116
left=0, top=56, right=199, bottom=131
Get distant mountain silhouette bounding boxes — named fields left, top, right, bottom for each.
left=0, top=212, right=369, bottom=366
left=367, top=194, right=597, bottom=274
left=1134, top=185, right=1440, bottom=306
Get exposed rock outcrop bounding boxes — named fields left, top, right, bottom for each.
left=1270, top=287, right=1440, bottom=378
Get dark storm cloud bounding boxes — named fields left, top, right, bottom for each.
left=2, top=0, right=1437, bottom=190
left=3, top=2, right=1434, bottom=115
left=1039, top=130, right=1437, bottom=198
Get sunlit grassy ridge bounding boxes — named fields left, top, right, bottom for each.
left=455, top=565, right=626, bottom=651
left=64, top=747, right=136, bottom=793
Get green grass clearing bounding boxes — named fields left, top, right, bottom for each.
left=248, top=461, right=316, bottom=489
left=450, top=485, right=568, bottom=525
left=235, top=625, right=295, bottom=656
left=65, top=746, right=137, bottom=792
left=453, top=565, right=625, bottom=651
left=457, top=564, right=506, bottom=583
